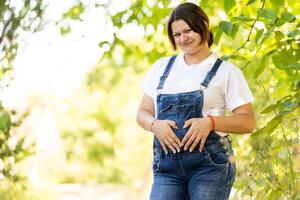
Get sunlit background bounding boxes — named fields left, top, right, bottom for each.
left=0, top=0, right=299, bottom=199
left=1, top=0, right=153, bottom=199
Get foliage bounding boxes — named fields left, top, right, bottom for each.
left=0, top=0, right=44, bottom=76
left=57, top=68, right=151, bottom=185
left=0, top=103, right=35, bottom=182
left=0, top=0, right=45, bottom=184
left=0, top=179, right=54, bottom=200
left=60, top=0, right=299, bottom=199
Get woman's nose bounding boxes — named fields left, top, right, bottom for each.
left=179, top=33, right=188, bottom=42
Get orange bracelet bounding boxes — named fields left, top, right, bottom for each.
left=207, top=115, right=215, bottom=131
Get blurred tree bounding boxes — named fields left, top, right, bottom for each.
left=61, top=0, right=299, bottom=199
left=0, top=0, right=45, bottom=183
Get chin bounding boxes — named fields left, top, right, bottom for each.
left=182, top=49, right=197, bottom=55
left=180, top=45, right=197, bottom=54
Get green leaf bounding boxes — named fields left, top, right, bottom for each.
left=270, top=0, right=284, bottom=6
left=282, top=99, right=294, bottom=110
left=272, top=54, right=286, bottom=69
left=214, top=29, right=223, bottom=45
left=230, top=55, right=246, bottom=60
left=281, top=11, right=296, bottom=22
left=0, top=113, right=11, bottom=133
left=224, top=0, right=236, bottom=13
left=287, top=29, right=299, bottom=37
left=257, top=8, right=277, bottom=20
left=254, top=55, right=267, bottom=78
left=219, top=21, right=233, bottom=35
left=221, top=55, right=231, bottom=61
left=263, top=115, right=282, bottom=133
left=60, top=26, right=71, bottom=35
left=246, top=0, right=256, bottom=6
left=261, top=103, right=278, bottom=114
left=274, top=31, right=285, bottom=41
left=230, top=24, right=239, bottom=38
left=255, top=29, right=264, bottom=43
left=288, top=63, right=300, bottom=70
left=63, top=2, right=85, bottom=20
left=233, top=14, right=255, bottom=22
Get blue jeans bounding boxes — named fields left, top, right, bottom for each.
left=150, top=132, right=236, bottom=200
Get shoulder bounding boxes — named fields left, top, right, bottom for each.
left=151, top=55, right=177, bottom=73
left=218, top=59, right=244, bottom=76
left=154, top=55, right=176, bottom=66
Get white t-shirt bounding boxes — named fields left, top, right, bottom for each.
left=140, top=52, right=254, bottom=136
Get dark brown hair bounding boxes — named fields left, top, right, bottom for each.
left=167, top=2, right=214, bottom=50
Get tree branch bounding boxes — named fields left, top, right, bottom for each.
left=230, top=0, right=266, bottom=57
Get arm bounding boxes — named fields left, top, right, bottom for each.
left=211, top=102, right=256, bottom=133
left=136, top=93, right=156, bottom=132
left=136, top=93, right=181, bottom=154
left=182, top=102, right=256, bottom=152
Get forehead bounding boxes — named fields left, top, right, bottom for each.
left=171, top=19, right=190, bottom=32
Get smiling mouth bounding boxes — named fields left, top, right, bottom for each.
left=181, top=42, right=193, bottom=47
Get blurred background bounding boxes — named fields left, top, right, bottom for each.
left=0, top=0, right=299, bottom=199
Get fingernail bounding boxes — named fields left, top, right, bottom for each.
left=173, top=150, right=176, bottom=154
left=177, top=149, right=180, bottom=153
left=199, top=149, right=202, bottom=152
left=189, top=149, right=192, bottom=152
left=184, top=147, right=187, bottom=151
left=165, top=151, right=168, bottom=155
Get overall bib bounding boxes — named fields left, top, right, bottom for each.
left=150, top=56, right=236, bottom=200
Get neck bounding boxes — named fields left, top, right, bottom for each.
left=184, top=44, right=211, bottom=65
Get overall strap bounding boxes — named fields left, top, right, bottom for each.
left=200, top=58, right=223, bottom=89
left=156, top=55, right=177, bottom=95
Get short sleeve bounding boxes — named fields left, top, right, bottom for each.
left=225, top=66, right=254, bottom=112
left=140, top=59, right=162, bottom=100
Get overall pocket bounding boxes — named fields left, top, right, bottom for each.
left=205, top=136, right=233, bottom=167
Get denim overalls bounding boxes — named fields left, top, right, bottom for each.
left=150, top=56, right=236, bottom=200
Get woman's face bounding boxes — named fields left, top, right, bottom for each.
left=171, top=19, right=203, bottom=55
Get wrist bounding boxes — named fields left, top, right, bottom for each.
left=149, top=118, right=157, bottom=132
left=207, top=115, right=215, bottom=131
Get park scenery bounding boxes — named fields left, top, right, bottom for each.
left=0, top=0, right=299, bottom=199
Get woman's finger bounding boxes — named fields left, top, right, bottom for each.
left=189, top=136, right=201, bottom=152
left=160, top=140, right=168, bottom=155
left=169, top=133, right=181, bottom=151
left=164, top=139, right=177, bottom=154
left=167, top=135, right=180, bottom=153
left=168, top=120, right=178, bottom=129
left=199, top=136, right=208, bottom=152
left=183, top=118, right=193, bottom=128
left=181, top=128, right=193, bottom=147
left=184, top=132, right=196, bottom=151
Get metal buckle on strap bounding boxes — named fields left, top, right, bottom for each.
left=156, top=88, right=162, bottom=96
left=200, top=84, right=207, bottom=91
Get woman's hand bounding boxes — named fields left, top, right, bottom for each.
left=152, top=120, right=181, bottom=154
left=181, top=117, right=212, bottom=152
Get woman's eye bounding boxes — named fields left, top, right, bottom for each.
left=185, top=29, right=191, bottom=33
left=173, top=33, right=180, bottom=37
